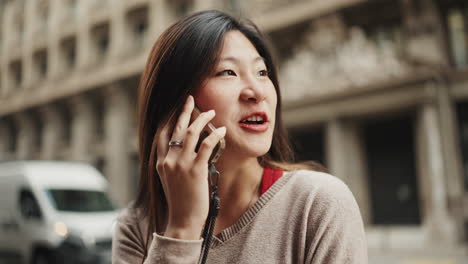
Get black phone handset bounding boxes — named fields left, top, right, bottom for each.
left=191, top=106, right=224, bottom=264
left=192, top=106, right=225, bottom=163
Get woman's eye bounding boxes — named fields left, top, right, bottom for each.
left=258, top=70, right=269, bottom=77
left=217, top=70, right=236, bottom=76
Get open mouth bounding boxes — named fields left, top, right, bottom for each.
left=238, top=112, right=269, bottom=132
left=239, top=112, right=268, bottom=123
left=240, top=115, right=265, bottom=125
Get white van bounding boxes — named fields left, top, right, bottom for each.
left=0, top=161, right=119, bottom=264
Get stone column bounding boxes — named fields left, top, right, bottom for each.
left=14, top=112, right=38, bottom=160
left=325, top=118, right=371, bottom=224
left=76, top=0, right=91, bottom=69
left=1, top=2, right=13, bottom=94
left=415, top=101, right=457, bottom=244
left=47, top=0, right=61, bottom=79
left=109, top=0, right=126, bottom=60
left=39, top=105, right=64, bottom=160
left=1, top=3, right=10, bottom=58
left=22, top=0, right=35, bottom=88
left=403, top=0, right=464, bottom=241
left=70, top=95, right=96, bottom=162
left=104, top=84, right=132, bottom=206
left=0, top=4, right=9, bottom=97
left=434, top=80, right=465, bottom=242
left=326, top=118, right=348, bottom=180
left=149, top=0, right=169, bottom=38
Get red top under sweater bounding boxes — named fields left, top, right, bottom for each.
left=260, top=167, right=284, bottom=195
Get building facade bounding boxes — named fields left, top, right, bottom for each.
left=0, top=0, right=467, bottom=255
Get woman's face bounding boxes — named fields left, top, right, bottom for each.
left=193, top=30, right=277, bottom=159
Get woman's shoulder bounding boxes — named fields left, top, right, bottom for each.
left=285, top=169, right=349, bottom=192
left=284, top=169, right=356, bottom=208
left=283, top=170, right=367, bottom=262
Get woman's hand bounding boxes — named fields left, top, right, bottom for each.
left=155, top=95, right=226, bottom=240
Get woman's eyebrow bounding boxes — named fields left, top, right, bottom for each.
left=219, top=56, right=266, bottom=64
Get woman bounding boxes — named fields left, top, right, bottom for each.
left=112, top=10, right=367, bottom=264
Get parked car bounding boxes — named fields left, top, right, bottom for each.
left=0, top=161, right=119, bottom=264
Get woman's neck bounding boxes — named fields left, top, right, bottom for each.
left=210, top=152, right=264, bottom=232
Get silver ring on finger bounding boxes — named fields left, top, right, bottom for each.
left=168, top=140, right=183, bottom=147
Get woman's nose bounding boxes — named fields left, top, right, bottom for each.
left=240, top=76, right=266, bottom=103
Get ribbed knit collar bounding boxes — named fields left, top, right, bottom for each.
left=210, top=170, right=295, bottom=248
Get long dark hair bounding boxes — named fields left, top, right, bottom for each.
left=135, top=10, right=324, bottom=252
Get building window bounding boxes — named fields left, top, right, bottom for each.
left=456, top=101, right=468, bottom=191
left=364, top=115, right=421, bottom=225
left=60, top=37, right=76, bottom=71
left=9, top=60, right=22, bottom=88
left=447, top=7, right=468, bottom=68
left=33, top=49, right=48, bottom=80
left=126, top=6, right=149, bottom=51
left=6, top=118, right=17, bottom=153
left=91, top=23, right=110, bottom=63
left=289, top=126, right=326, bottom=166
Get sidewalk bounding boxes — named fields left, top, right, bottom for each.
left=369, top=248, right=468, bottom=264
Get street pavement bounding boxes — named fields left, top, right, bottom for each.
left=369, top=248, right=468, bottom=264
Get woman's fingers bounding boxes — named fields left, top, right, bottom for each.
left=194, top=126, right=226, bottom=165
left=169, top=95, right=194, bottom=144
left=159, top=96, right=194, bottom=168
left=153, top=99, right=223, bottom=236
left=160, top=96, right=225, bottom=173
left=183, top=110, right=216, bottom=153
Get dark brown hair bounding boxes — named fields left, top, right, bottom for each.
left=135, top=10, right=325, bottom=251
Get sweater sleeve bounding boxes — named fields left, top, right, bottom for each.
left=305, top=176, right=368, bottom=264
left=111, top=211, right=203, bottom=264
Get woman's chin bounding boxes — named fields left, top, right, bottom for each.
left=220, top=137, right=272, bottom=161
left=238, top=142, right=272, bottom=159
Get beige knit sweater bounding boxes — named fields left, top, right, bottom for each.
left=112, top=170, right=368, bottom=263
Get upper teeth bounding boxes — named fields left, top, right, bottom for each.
left=244, top=115, right=264, bottom=122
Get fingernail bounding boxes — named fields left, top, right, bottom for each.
left=208, top=109, right=215, bottom=115
left=218, top=126, right=226, bottom=135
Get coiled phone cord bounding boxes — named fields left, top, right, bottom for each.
left=199, top=163, right=220, bottom=264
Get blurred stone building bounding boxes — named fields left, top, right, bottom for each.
left=0, top=0, right=467, bottom=255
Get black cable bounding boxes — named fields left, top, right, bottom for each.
left=199, top=164, right=221, bottom=264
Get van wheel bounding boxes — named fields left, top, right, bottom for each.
left=32, top=251, right=53, bottom=264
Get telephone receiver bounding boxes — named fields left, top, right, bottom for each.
left=191, top=106, right=226, bottom=164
